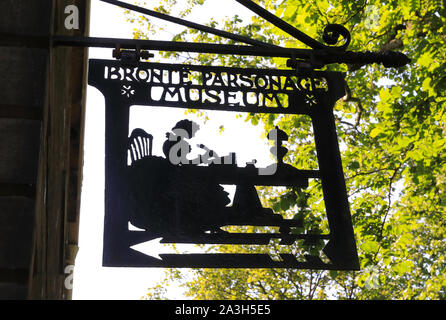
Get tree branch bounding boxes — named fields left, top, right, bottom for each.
left=343, top=82, right=364, bottom=127
left=346, top=167, right=394, bottom=181
left=342, top=0, right=368, bottom=25
left=378, top=163, right=403, bottom=241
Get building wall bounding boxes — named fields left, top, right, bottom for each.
left=0, top=0, right=90, bottom=299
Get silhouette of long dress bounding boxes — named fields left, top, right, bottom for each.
left=127, top=128, right=230, bottom=235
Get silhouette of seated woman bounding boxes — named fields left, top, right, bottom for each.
left=129, top=119, right=231, bottom=236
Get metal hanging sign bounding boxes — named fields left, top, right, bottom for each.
left=88, top=59, right=359, bottom=269
left=81, top=0, right=409, bottom=270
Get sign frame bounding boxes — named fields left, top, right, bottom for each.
left=88, top=59, right=360, bottom=270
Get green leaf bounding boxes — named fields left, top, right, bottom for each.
left=370, top=127, right=382, bottom=138
left=361, top=240, right=380, bottom=254
left=272, top=201, right=281, bottom=213
left=348, top=161, right=360, bottom=170
left=392, top=261, right=414, bottom=276
left=422, top=77, right=436, bottom=96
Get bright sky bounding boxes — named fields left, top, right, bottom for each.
left=72, top=0, right=272, bottom=300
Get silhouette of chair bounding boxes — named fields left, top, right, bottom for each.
left=127, top=128, right=153, bottom=165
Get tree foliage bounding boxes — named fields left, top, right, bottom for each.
left=128, top=0, right=446, bottom=300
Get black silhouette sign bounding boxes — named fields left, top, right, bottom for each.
left=88, top=59, right=360, bottom=269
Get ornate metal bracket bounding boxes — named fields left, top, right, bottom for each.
left=52, top=0, right=411, bottom=69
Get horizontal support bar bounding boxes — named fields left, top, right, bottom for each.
left=54, top=36, right=410, bottom=68
left=0, top=32, right=410, bottom=68
left=53, top=35, right=310, bottom=59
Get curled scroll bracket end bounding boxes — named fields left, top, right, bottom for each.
left=322, top=24, right=351, bottom=51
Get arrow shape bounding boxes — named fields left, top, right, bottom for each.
left=131, top=238, right=211, bottom=260
left=130, top=237, right=327, bottom=262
